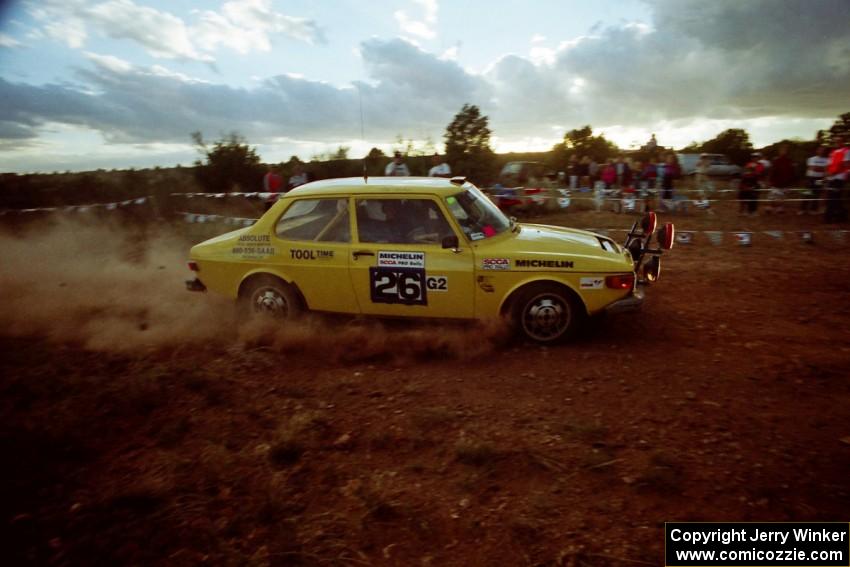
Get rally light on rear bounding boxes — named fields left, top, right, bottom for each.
left=606, top=274, right=635, bottom=290
left=187, top=261, right=199, bottom=272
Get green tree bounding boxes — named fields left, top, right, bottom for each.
left=192, top=131, right=264, bottom=193
left=332, top=146, right=350, bottom=160
left=820, top=112, right=850, bottom=144
left=285, top=155, right=303, bottom=167
left=561, top=126, right=618, bottom=162
left=366, top=147, right=385, bottom=160
left=421, top=135, right=437, bottom=157
left=444, top=103, right=496, bottom=183
left=547, top=140, right=569, bottom=172
left=700, top=128, right=753, bottom=165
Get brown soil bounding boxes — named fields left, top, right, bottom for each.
left=1, top=210, right=849, bottom=566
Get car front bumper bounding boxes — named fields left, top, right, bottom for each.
left=604, top=285, right=644, bottom=314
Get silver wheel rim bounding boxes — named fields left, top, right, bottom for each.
left=252, top=286, right=288, bottom=318
left=521, top=293, right=570, bottom=341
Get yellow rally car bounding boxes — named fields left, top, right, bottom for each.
left=186, top=177, right=673, bottom=343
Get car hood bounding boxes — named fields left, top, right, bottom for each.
left=518, top=224, right=610, bottom=249
left=483, top=223, right=634, bottom=272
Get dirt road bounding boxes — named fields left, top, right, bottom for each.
left=1, top=214, right=849, bottom=566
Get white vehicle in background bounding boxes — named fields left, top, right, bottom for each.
left=677, top=153, right=742, bottom=177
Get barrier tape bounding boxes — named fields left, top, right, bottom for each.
left=488, top=190, right=837, bottom=204
left=177, top=211, right=257, bottom=226
left=582, top=228, right=847, bottom=246
left=169, top=191, right=280, bottom=200
left=0, top=196, right=152, bottom=216
left=3, top=193, right=845, bottom=248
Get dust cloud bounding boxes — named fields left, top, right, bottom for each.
left=0, top=219, right=506, bottom=360
left=0, top=218, right=235, bottom=351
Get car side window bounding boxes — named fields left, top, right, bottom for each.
left=275, top=198, right=350, bottom=242
left=355, top=198, right=454, bottom=245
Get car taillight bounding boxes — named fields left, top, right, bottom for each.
left=606, top=274, right=634, bottom=290
left=187, top=261, right=199, bottom=272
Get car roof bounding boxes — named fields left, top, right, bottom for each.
left=285, top=176, right=469, bottom=197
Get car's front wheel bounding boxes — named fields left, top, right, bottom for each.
left=239, top=275, right=304, bottom=321
left=510, top=283, right=584, bottom=344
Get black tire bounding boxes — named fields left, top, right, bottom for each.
left=509, top=282, right=585, bottom=344
left=239, top=275, right=304, bottom=321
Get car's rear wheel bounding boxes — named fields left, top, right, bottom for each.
left=510, top=283, right=584, bottom=344
left=239, top=276, right=303, bottom=321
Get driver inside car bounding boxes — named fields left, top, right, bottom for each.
left=358, top=199, right=454, bottom=244
left=357, top=200, right=411, bottom=243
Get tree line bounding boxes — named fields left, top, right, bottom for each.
left=2, top=108, right=847, bottom=206
left=191, top=108, right=850, bottom=191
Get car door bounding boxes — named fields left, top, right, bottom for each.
left=348, top=195, right=475, bottom=319
left=271, top=196, right=360, bottom=314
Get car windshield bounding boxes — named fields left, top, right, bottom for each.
left=445, top=187, right=511, bottom=241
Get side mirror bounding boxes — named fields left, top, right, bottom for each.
left=441, top=234, right=460, bottom=249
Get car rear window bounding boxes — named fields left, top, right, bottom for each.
left=275, top=198, right=350, bottom=242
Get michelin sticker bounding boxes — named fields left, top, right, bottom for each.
left=580, top=277, right=604, bottom=290
left=378, top=251, right=425, bottom=268
left=481, top=258, right=510, bottom=271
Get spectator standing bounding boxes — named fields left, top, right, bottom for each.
left=567, top=155, right=579, bottom=189
left=641, top=158, right=658, bottom=211
left=642, top=158, right=658, bottom=189
left=739, top=154, right=762, bottom=216
left=577, top=156, right=591, bottom=190
left=601, top=160, right=617, bottom=189
left=758, top=153, right=772, bottom=174
left=660, top=153, right=680, bottom=211
left=385, top=152, right=411, bottom=176
left=646, top=133, right=658, bottom=153
left=755, top=152, right=771, bottom=192
left=588, top=158, right=599, bottom=185
left=631, top=160, right=645, bottom=204
left=824, top=136, right=849, bottom=223
left=288, top=164, right=309, bottom=191
left=694, top=154, right=712, bottom=195
left=765, top=144, right=795, bottom=214
left=615, top=155, right=632, bottom=189
left=801, top=146, right=829, bottom=215
left=427, top=153, right=452, bottom=177
left=599, top=161, right=618, bottom=212
left=262, top=166, right=283, bottom=210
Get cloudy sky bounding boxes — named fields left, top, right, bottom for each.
left=0, top=0, right=848, bottom=172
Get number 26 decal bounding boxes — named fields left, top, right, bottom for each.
left=370, top=267, right=426, bottom=305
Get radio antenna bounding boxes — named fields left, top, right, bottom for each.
left=358, top=84, right=367, bottom=183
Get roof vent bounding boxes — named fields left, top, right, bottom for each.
left=449, top=176, right=466, bottom=186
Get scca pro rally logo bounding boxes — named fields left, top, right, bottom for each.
left=378, top=251, right=425, bottom=268
left=481, top=258, right=510, bottom=271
